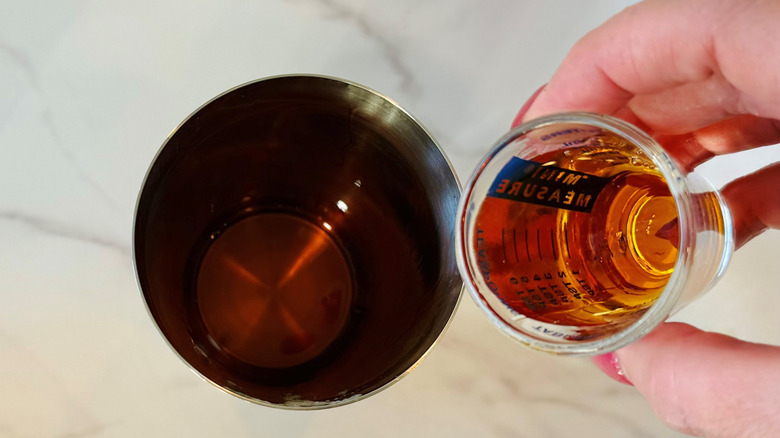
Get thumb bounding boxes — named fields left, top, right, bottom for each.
left=599, top=322, right=780, bottom=437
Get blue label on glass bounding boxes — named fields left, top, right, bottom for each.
left=487, top=157, right=610, bottom=213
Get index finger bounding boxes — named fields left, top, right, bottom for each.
left=523, top=0, right=780, bottom=135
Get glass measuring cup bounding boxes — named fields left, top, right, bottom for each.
left=457, top=112, right=734, bottom=355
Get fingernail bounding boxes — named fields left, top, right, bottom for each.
left=592, top=352, right=633, bottom=386
left=512, top=84, right=547, bottom=128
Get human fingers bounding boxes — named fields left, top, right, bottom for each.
left=512, top=87, right=780, bottom=175
left=721, top=162, right=780, bottom=248
left=597, top=322, right=780, bottom=437
left=522, top=0, right=780, bottom=131
left=654, top=115, right=780, bottom=171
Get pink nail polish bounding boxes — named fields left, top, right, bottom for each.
left=592, top=352, right=633, bottom=385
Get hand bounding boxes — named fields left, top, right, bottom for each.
left=516, top=0, right=780, bottom=436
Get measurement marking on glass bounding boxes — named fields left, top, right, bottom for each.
left=501, top=228, right=508, bottom=262
left=564, top=224, right=571, bottom=259
left=550, top=229, right=557, bottom=260
left=536, top=229, right=542, bottom=261
left=524, top=229, right=531, bottom=262
left=512, top=228, right=519, bottom=263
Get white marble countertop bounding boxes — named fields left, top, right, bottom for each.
left=2, top=1, right=779, bottom=437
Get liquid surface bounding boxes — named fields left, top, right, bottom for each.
left=474, top=142, right=683, bottom=327
left=196, top=213, right=353, bottom=369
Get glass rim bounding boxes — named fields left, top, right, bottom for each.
left=456, top=112, right=699, bottom=355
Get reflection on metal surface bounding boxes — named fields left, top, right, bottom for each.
left=133, top=75, right=463, bottom=409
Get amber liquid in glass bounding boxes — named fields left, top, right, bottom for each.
left=191, top=212, right=354, bottom=370
left=473, top=138, right=721, bottom=327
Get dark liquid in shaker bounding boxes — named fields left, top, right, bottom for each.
left=184, top=211, right=360, bottom=384
left=193, top=213, right=354, bottom=370
left=136, top=77, right=460, bottom=402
